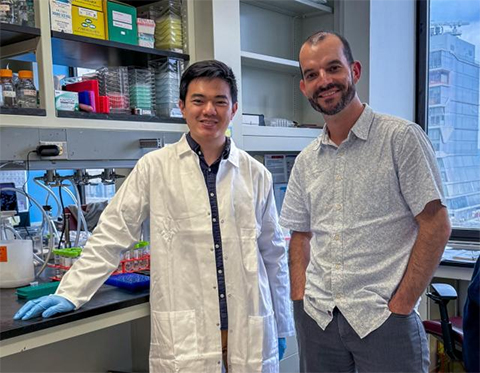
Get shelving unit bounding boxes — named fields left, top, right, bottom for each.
left=0, top=23, right=40, bottom=47
left=241, top=0, right=332, bottom=17
left=240, top=51, right=299, bottom=74
left=0, top=107, right=46, bottom=116
left=51, top=31, right=189, bottom=69
left=237, top=0, right=334, bottom=151
left=0, top=0, right=191, bottom=134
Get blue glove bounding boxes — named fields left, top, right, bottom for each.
left=13, top=295, right=75, bottom=321
left=278, top=338, right=287, bottom=360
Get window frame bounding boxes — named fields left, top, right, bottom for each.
left=416, top=0, right=480, bottom=242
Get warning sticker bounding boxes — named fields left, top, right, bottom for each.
left=0, top=246, right=7, bottom=262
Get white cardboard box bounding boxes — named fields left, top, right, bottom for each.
left=50, top=0, right=73, bottom=34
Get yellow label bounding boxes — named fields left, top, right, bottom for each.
left=0, top=246, right=7, bottom=262
left=72, top=6, right=105, bottom=40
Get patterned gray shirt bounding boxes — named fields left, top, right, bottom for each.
left=279, top=104, right=445, bottom=338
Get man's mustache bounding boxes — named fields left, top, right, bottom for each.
left=313, top=83, right=345, bottom=100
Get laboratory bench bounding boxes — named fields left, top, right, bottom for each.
left=0, top=274, right=151, bottom=373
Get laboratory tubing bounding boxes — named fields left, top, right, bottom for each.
left=0, top=68, right=16, bottom=108
left=17, top=70, right=38, bottom=108
left=0, top=0, right=14, bottom=23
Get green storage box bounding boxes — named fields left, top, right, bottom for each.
left=104, top=0, right=138, bottom=45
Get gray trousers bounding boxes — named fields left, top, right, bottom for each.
left=293, top=300, right=429, bottom=373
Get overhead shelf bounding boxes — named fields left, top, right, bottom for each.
left=57, top=110, right=186, bottom=124
left=241, top=0, right=332, bottom=17
left=241, top=51, right=300, bottom=74
left=0, top=23, right=40, bottom=48
left=242, top=125, right=321, bottom=152
left=0, top=107, right=46, bottom=116
left=51, top=31, right=189, bottom=69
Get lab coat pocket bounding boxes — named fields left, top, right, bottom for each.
left=150, top=309, right=199, bottom=360
left=248, top=313, right=278, bottom=371
left=240, top=228, right=258, bottom=274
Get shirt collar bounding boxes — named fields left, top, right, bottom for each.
left=177, top=133, right=238, bottom=167
left=317, top=104, right=374, bottom=149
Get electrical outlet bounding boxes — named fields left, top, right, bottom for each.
left=38, top=141, right=68, bottom=159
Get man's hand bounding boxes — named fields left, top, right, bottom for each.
left=14, top=295, right=75, bottom=320
left=278, top=338, right=287, bottom=360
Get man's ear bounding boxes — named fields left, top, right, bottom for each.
left=179, top=100, right=185, bottom=117
left=299, top=79, right=307, bottom=97
left=352, top=61, right=362, bottom=84
left=230, top=102, right=239, bottom=120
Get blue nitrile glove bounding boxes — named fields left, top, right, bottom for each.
left=278, top=338, right=287, bottom=360
left=13, top=294, right=75, bottom=321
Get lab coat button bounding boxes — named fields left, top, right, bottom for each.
left=228, top=294, right=231, bottom=298
left=327, top=310, right=332, bottom=316
left=221, top=219, right=224, bottom=223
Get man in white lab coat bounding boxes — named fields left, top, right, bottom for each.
left=15, top=60, right=295, bottom=373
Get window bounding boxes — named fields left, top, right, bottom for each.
left=417, top=0, right=480, bottom=240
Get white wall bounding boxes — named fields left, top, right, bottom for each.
left=369, top=0, right=416, bottom=121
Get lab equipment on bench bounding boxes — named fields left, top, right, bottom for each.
left=0, top=211, right=35, bottom=288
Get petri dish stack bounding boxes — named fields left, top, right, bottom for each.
left=97, top=67, right=130, bottom=114
left=138, top=0, right=186, bottom=53
left=150, top=58, right=183, bottom=118
left=128, top=67, right=155, bottom=116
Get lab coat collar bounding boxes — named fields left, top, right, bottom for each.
left=177, top=134, right=239, bottom=168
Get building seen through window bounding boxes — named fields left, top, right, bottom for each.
left=428, top=1, right=480, bottom=229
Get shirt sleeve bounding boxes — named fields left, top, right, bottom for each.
left=396, top=123, right=446, bottom=217
left=257, top=171, right=295, bottom=338
left=56, top=156, right=151, bottom=308
left=279, top=156, right=311, bottom=232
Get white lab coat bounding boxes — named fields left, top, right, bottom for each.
left=56, top=135, right=295, bottom=373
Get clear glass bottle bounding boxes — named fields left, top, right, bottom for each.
left=26, top=0, right=34, bottom=26
left=13, top=0, right=28, bottom=26
left=0, top=68, right=16, bottom=108
left=0, top=0, right=14, bottom=24
left=17, top=70, right=37, bottom=108
left=41, top=205, right=53, bottom=247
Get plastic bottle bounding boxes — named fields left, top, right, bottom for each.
left=17, top=70, right=37, bottom=108
left=13, top=0, right=28, bottom=26
left=0, top=69, right=16, bottom=108
left=0, top=0, right=14, bottom=24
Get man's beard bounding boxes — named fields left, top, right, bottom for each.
left=308, top=79, right=356, bottom=116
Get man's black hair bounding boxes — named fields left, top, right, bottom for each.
left=179, top=60, right=238, bottom=104
left=299, top=31, right=355, bottom=77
